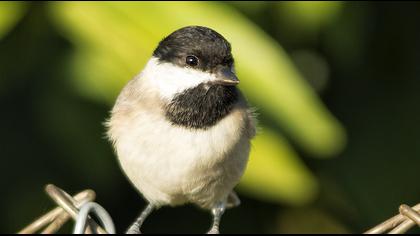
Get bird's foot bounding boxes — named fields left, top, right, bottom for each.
left=207, top=227, right=220, bottom=234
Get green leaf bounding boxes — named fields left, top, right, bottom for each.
left=275, top=1, right=344, bottom=40
left=239, top=129, right=318, bottom=205
left=0, top=2, right=26, bottom=39
left=278, top=1, right=343, bottom=30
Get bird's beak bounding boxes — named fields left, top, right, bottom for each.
left=213, top=67, right=239, bottom=86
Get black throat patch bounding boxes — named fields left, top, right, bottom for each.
left=164, top=84, right=239, bottom=129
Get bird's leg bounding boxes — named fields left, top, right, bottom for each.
left=207, top=201, right=226, bottom=234
left=126, top=203, right=154, bottom=234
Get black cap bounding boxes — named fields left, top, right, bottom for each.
left=153, top=26, right=234, bottom=72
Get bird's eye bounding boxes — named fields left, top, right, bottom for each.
left=186, top=55, right=199, bottom=67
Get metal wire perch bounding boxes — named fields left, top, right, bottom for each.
left=365, top=203, right=420, bottom=234
left=18, top=183, right=419, bottom=234
left=18, top=184, right=115, bottom=234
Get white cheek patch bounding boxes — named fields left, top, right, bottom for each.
left=141, top=57, right=217, bottom=100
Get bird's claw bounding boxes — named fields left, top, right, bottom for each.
left=207, top=228, right=220, bottom=234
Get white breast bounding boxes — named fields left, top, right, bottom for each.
left=107, top=78, right=253, bottom=209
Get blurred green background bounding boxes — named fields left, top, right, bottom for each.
left=1, top=1, right=419, bottom=234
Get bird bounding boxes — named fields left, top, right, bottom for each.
left=106, top=25, right=257, bottom=234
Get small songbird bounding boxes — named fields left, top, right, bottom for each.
left=106, top=26, right=256, bottom=234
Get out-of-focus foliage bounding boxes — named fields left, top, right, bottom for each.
left=48, top=1, right=346, bottom=205
left=0, top=2, right=26, bottom=39
left=227, top=1, right=267, bottom=17
left=275, top=2, right=343, bottom=42
left=278, top=2, right=343, bottom=32
left=2, top=1, right=420, bottom=234
left=276, top=207, right=349, bottom=233
left=238, top=130, right=317, bottom=205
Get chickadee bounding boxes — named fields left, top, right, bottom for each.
left=106, top=26, right=256, bottom=234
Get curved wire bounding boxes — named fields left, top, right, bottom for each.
left=73, top=202, right=116, bottom=234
